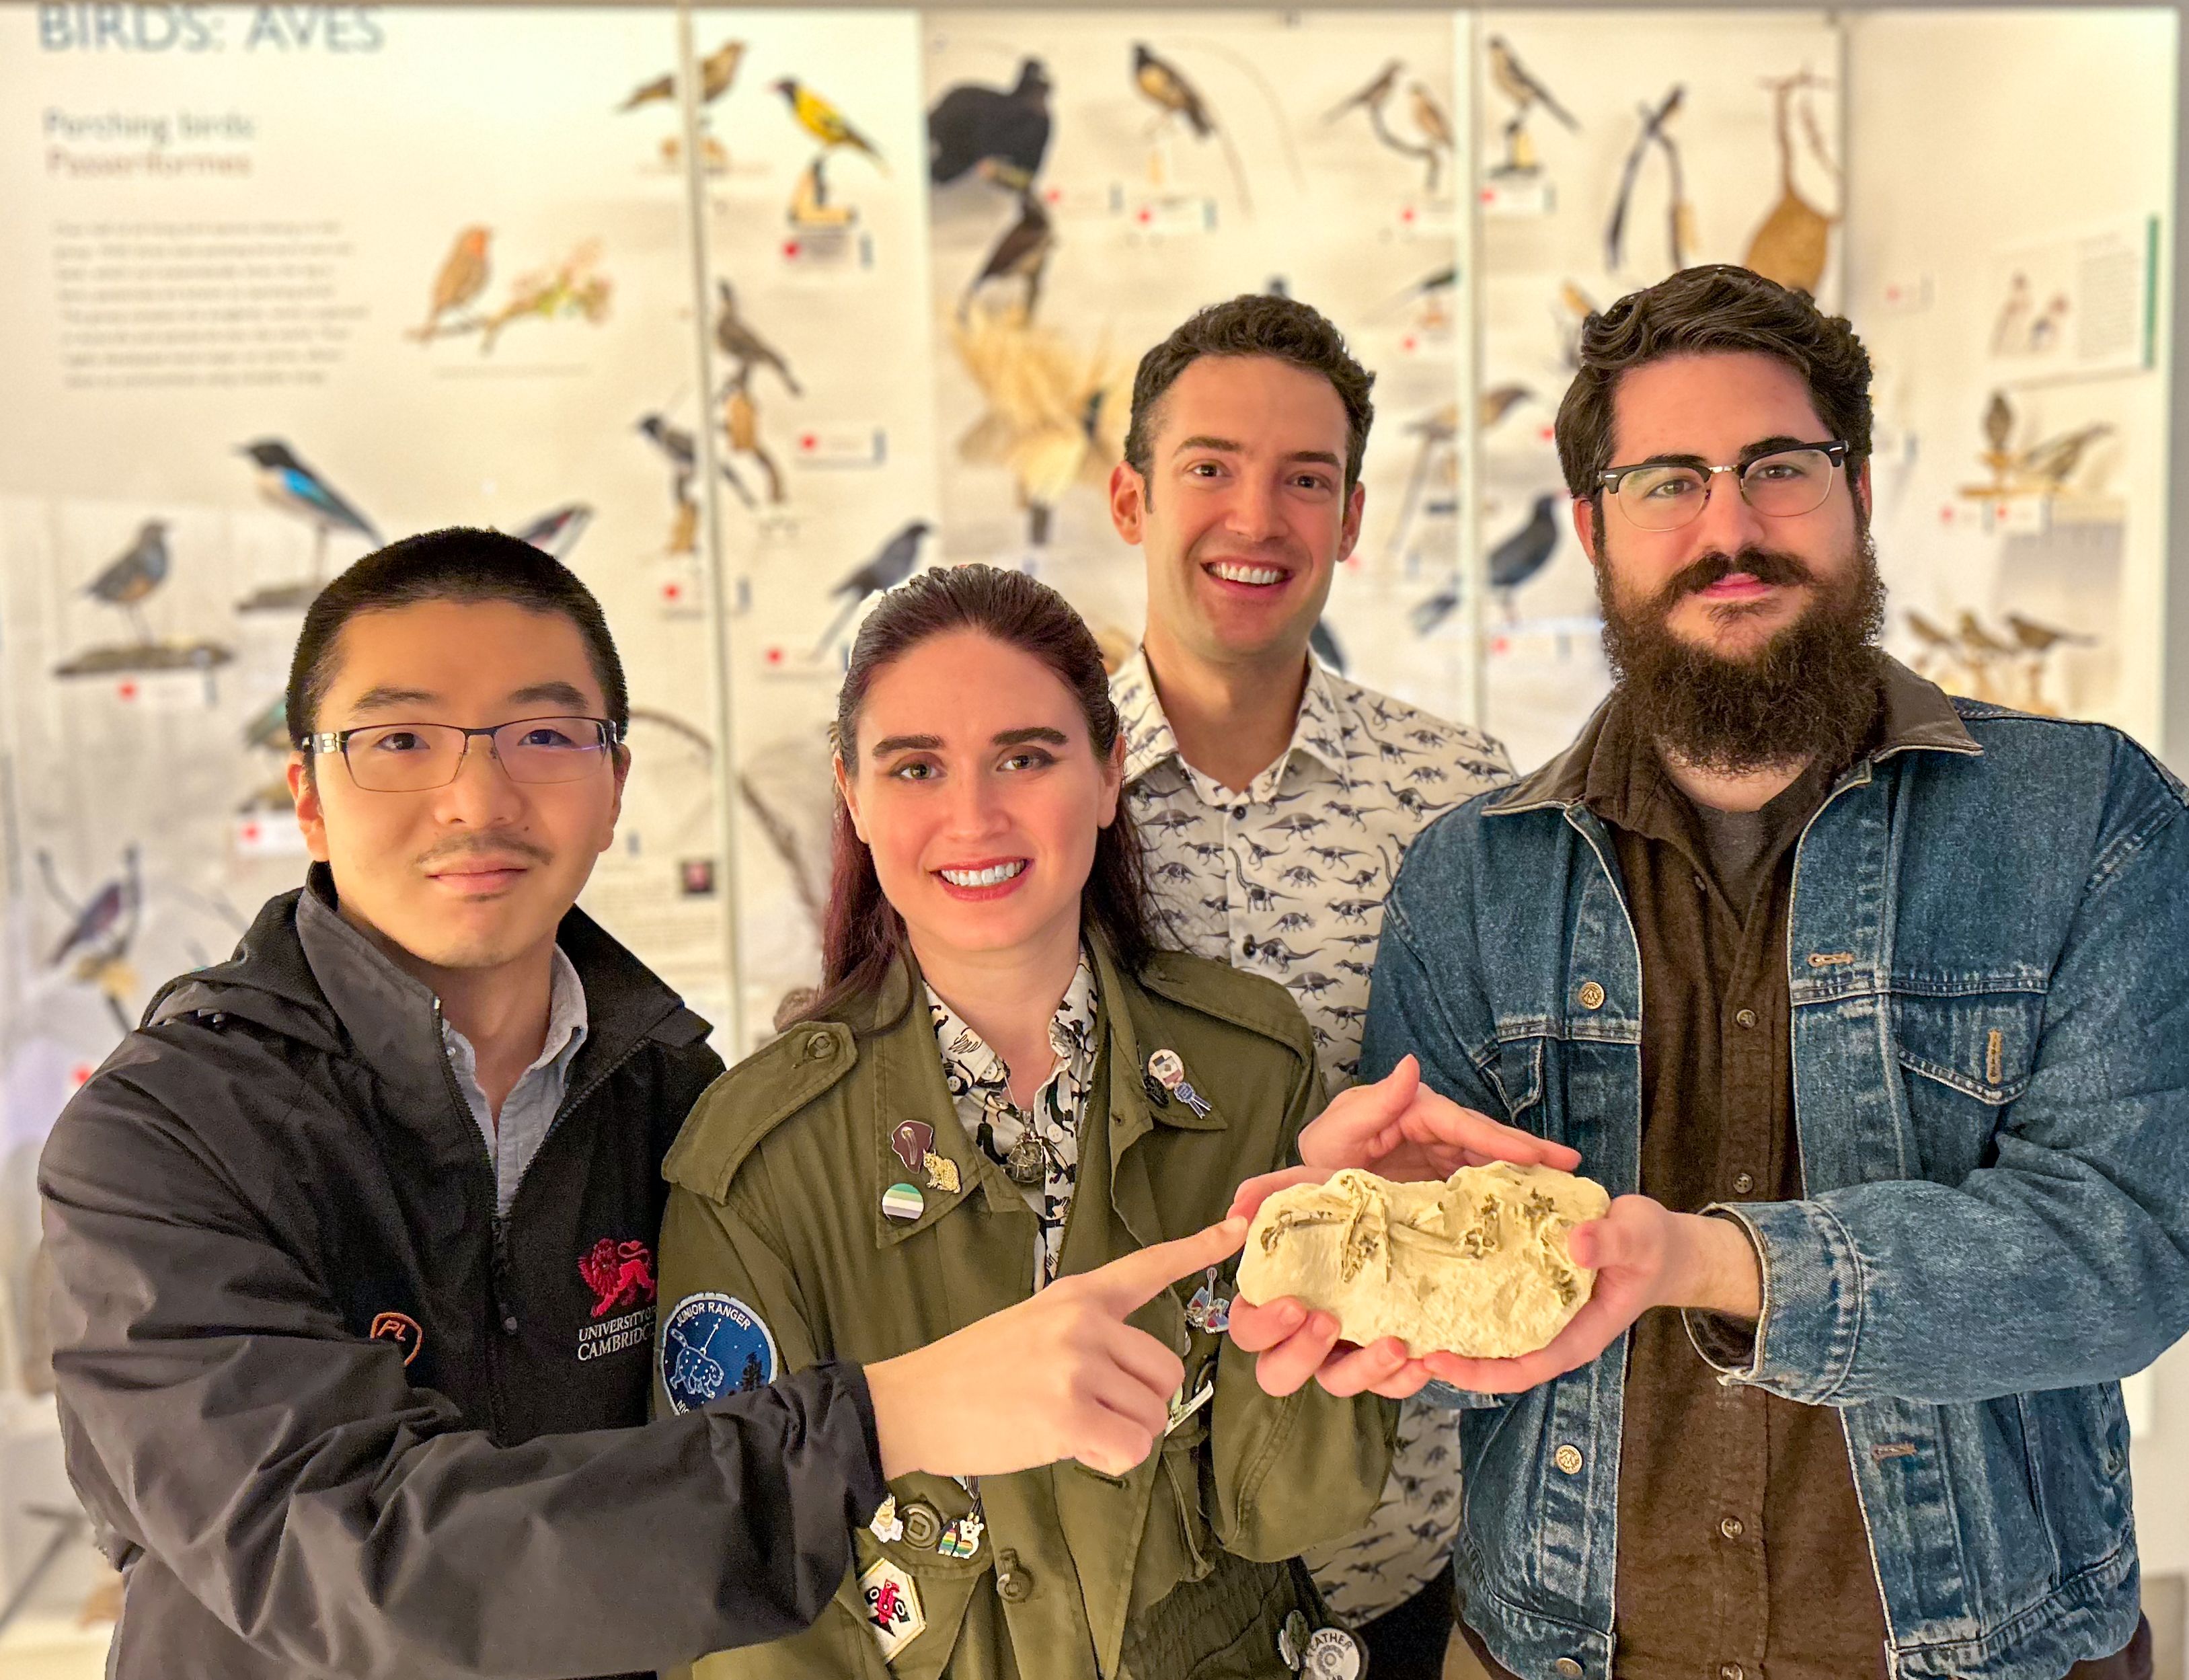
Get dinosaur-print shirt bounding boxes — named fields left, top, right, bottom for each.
left=926, top=954, right=1099, bottom=1293
left=1112, top=648, right=1513, bottom=1627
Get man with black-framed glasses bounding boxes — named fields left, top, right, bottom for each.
left=40, top=529, right=1096, bottom=1680
left=1250, top=267, right=2171, bottom=1680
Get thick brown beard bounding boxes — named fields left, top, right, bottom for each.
left=1595, top=519, right=1888, bottom=775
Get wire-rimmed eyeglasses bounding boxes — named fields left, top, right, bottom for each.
left=307, top=716, right=622, bottom=792
left=1599, top=440, right=1850, bottom=532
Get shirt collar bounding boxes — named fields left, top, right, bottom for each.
left=1113, top=647, right=1353, bottom=792
left=440, top=943, right=590, bottom=1079
left=1488, top=652, right=1979, bottom=816
left=925, top=952, right=1099, bottom=1099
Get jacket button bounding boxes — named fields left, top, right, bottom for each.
left=1734, top=1008, right=1757, bottom=1030
left=996, top=1548, right=1033, bottom=1602
left=1555, top=1661, right=1584, bottom=1679
left=1553, top=1444, right=1582, bottom=1475
left=1720, top=1516, right=1746, bottom=1540
left=1719, top=1666, right=1746, bottom=1680
left=803, top=1031, right=834, bottom=1061
left=1576, top=981, right=1605, bottom=1011
left=900, top=1502, right=942, bottom=1549
left=500, top=1314, right=519, bottom=1334
left=1732, top=1172, right=1756, bottom=1195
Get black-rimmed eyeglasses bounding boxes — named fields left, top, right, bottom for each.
left=307, top=716, right=622, bottom=792
left=1599, top=440, right=1850, bottom=532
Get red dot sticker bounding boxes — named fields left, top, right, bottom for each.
left=1493, top=636, right=1511, bottom=654
left=1402, top=336, right=1417, bottom=352
left=1480, top=188, right=1495, bottom=203
left=1401, top=206, right=1417, bottom=225
left=1539, top=426, right=1556, bottom=443
left=664, top=582, right=681, bottom=601
left=70, top=1064, right=93, bottom=1086
left=800, top=434, right=817, bottom=451
left=1044, top=186, right=1061, bottom=204
left=766, top=647, right=783, bottom=664
left=117, top=681, right=138, bottom=701
left=1136, top=207, right=1151, bottom=225
left=241, top=823, right=260, bottom=842
left=782, top=240, right=801, bottom=259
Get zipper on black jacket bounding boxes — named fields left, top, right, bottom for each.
left=433, top=997, right=514, bottom=1441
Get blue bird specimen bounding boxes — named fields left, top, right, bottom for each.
left=44, top=845, right=139, bottom=970
left=509, top=502, right=594, bottom=560
left=239, top=439, right=381, bottom=574
left=84, top=519, right=169, bottom=644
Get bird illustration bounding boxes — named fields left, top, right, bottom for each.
left=961, top=191, right=1056, bottom=321
left=1325, top=61, right=1401, bottom=124
left=508, top=503, right=593, bottom=560
left=773, top=78, right=886, bottom=170
left=411, top=226, right=490, bottom=342
left=239, top=441, right=379, bottom=574
left=1490, top=494, right=1562, bottom=611
left=83, top=520, right=169, bottom=645
left=1133, top=43, right=1211, bottom=137
left=2026, top=294, right=2070, bottom=354
left=713, top=281, right=801, bottom=397
left=619, top=40, right=744, bottom=112
left=929, top=58, right=1053, bottom=189
left=813, top=521, right=934, bottom=652
left=2017, top=423, right=2112, bottom=492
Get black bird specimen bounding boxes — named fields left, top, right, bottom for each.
left=929, top=58, right=1054, bottom=190
left=812, top=521, right=935, bottom=652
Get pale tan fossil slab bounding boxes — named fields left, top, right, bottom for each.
left=1238, top=1163, right=1611, bottom=1358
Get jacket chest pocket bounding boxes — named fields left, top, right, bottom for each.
left=1890, top=989, right=2044, bottom=1118
left=1485, top=1034, right=1544, bottom=1126
left=1145, top=1346, right=1219, bottom=1589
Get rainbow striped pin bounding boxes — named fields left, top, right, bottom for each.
left=882, top=1182, right=925, bottom=1223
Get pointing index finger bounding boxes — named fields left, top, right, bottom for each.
left=1083, top=1218, right=1247, bottom=1313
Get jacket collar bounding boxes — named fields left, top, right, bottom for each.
left=1486, top=653, right=1979, bottom=818
left=292, top=864, right=703, bottom=1133
left=1113, top=647, right=1353, bottom=791
left=861, top=931, right=1222, bottom=1251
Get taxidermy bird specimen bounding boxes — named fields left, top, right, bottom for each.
left=1130, top=42, right=1254, bottom=214
left=1962, top=390, right=2113, bottom=499
left=1372, top=262, right=1457, bottom=325
left=1325, top=59, right=1454, bottom=193
left=774, top=76, right=886, bottom=228
left=83, top=521, right=170, bottom=645
left=1310, top=618, right=1346, bottom=673
left=508, top=504, right=592, bottom=560
left=714, top=280, right=801, bottom=397
left=1488, top=493, right=1562, bottom=613
left=814, top=521, right=935, bottom=653
left=39, top=845, right=142, bottom=1035
left=929, top=58, right=1054, bottom=190
left=952, top=311, right=1130, bottom=549
left=619, top=40, right=744, bottom=112
left=2017, top=424, right=2112, bottom=494
left=1742, top=70, right=1839, bottom=295
left=1604, top=86, right=1693, bottom=274
left=1486, top=35, right=1577, bottom=180
left=239, top=440, right=379, bottom=580
left=637, top=413, right=754, bottom=552
left=961, top=190, right=1057, bottom=323
left=410, top=226, right=491, bottom=342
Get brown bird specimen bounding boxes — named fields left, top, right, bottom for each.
left=619, top=40, right=744, bottom=112
left=1973, top=389, right=2017, bottom=490
left=713, top=280, right=800, bottom=396
left=1903, top=608, right=1958, bottom=682
left=1134, top=42, right=1211, bottom=137
left=1480, top=383, right=1533, bottom=428
left=1324, top=60, right=1449, bottom=193
left=961, top=191, right=1056, bottom=322
left=2003, top=612, right=2096, bottom=656
left=409, top=226, right=490, bottom=342
left=1324, top=60, right=1401, bottom=124
left=2017, top=423, right=2112, bottom=493
left=1743, top=70, right=1839, bottom=293
left=1487, top=34, right=1576, bottom=179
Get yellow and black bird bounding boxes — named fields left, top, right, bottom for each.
left=1489, top=36, right=1578, bottom=130
left=772, top=77, right=886, bottom=171
left=714, top=280, right=801, bottom=397
left=961, top=192, right=1057, bottom=322
left=411, top=225, right=490, bottom=342
left=1132, top=43, right=1212, bottom=138
left=619, top=40, right=744, bottom=112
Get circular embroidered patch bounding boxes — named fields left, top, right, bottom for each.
left=660, top=1293, right=779, bottom=1414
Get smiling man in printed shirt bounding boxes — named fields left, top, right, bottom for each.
left=1107, top=294, right=1513, bottom=1677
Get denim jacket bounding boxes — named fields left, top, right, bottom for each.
left=1360, top=662, right=2189, bottom=1680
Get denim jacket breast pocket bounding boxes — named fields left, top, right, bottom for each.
left=1888, top=984, right=2046, bottom=1174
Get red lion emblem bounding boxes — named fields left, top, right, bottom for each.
left=579, top=1237, right=657, bottom=1318
left=870, top=1580, right=905, bottom=1628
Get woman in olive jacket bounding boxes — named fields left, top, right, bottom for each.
left=656, top=566, right=1399, bottom=1680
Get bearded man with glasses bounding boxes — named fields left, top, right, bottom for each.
left=1238, top=267, right=2177, bottom=1680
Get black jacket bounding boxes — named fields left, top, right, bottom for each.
left=39, top=868, right=888, bottom=1680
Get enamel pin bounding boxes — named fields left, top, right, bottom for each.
left=889, top=1120, right=935, bottom=1173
